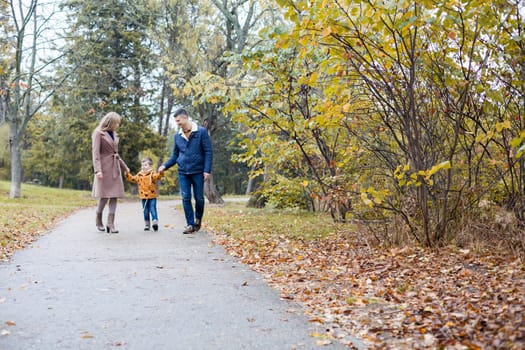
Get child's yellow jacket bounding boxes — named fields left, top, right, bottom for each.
left=125, top=171, right=163, bottom=199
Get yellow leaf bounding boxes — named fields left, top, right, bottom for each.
left=309, top=71, right=318, bottom=85
left=475, top=133, right=485, bottom=143
left=361, top=192, right=373, bottom=206
left=299, top=35, right=310, bottom=47
left=321, top=27, right=332, bottom=36
left=511, top=136, right=523, bottom=148
left=427, top=161, right=451, bottom=177
left=496, top=120, right=511, bottom=132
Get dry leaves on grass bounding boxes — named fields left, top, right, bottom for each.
left=0, top=181, right=93, bottom=261
left=0, top=207, right=66, bottom=261
left=211, top=228, right=525, bottom=349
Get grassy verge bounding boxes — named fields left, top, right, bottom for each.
left=0, top=180, right=94, bottom=260
left=206, top=200, right=343, bottom=240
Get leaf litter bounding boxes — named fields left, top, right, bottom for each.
left=210, top=227, right=525, bottom=349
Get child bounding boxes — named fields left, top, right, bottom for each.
left=125, top=157, right=164, bottom=231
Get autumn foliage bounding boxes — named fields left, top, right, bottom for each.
left=225, top=0, right=525, bottom=249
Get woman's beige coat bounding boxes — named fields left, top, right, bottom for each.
left=91, top=130, right=128, bottom=198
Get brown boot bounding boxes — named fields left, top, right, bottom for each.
left=106, top=213, right=119, bottom=233
left=96, top=212, right=105, bottom=231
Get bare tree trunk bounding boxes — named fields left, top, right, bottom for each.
left=0, top=79, right=6, bottom=124
left=163, top=85, right=174, bottom=137
left=204, top=174, right=224, bottom=204
left=9, top=131, right=22, bottom=198
left=158, top=78, right=166, bottom=134
left=245, top=176, right=254, bottom=195
left=245, top=163, right=260, bottom=195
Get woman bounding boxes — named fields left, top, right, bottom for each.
left=92, top=112, right=129, bottom=233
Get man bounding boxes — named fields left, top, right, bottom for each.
left=158, top=108, right=213, bottom=234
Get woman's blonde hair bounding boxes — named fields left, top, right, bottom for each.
left=96, top=112, right=121, bottom=132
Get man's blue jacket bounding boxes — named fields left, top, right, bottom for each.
left=163, top=125, right=213, bottom=175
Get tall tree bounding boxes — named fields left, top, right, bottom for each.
left=168, top=0, right=281, bottom=198
left=2, top=0, right=66, bottom=198
left=226, top=24, right=362, bottom=219
left=52, top=0, right=163, bottom=187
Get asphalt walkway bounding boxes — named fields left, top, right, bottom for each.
left=0, top=200, right=363, bottom=350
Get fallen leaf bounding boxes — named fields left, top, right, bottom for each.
left=308, top=317, right=325, bottom=324
left=5, top=321, right=15, bottom=326
left=310, top=332, right=325, bottom=338
left=109, top=341, right=127, bottom=346
left=80, top=332, right=94, bottom=339
left=1, top=329, right=10, bottom=336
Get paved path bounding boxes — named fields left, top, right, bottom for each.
left=0, top=200, right=362, bottom=350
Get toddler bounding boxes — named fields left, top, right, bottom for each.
left=126, top=157, right=164, bottom=231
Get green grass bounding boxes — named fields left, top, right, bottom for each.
left=0, top=180, right=94, bottom=207
left=205, top=200, right=343, bottom=240
left=0, top=180, right=95, bottom=260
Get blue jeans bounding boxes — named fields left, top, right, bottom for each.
left=142, top=198, right=158, bottom=221
left=179, top=172, right=204, bottom=226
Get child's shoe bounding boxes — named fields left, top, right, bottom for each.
left=152, top=220, right=159, bottom=231
left=144, top=220, right=150, bottom=231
